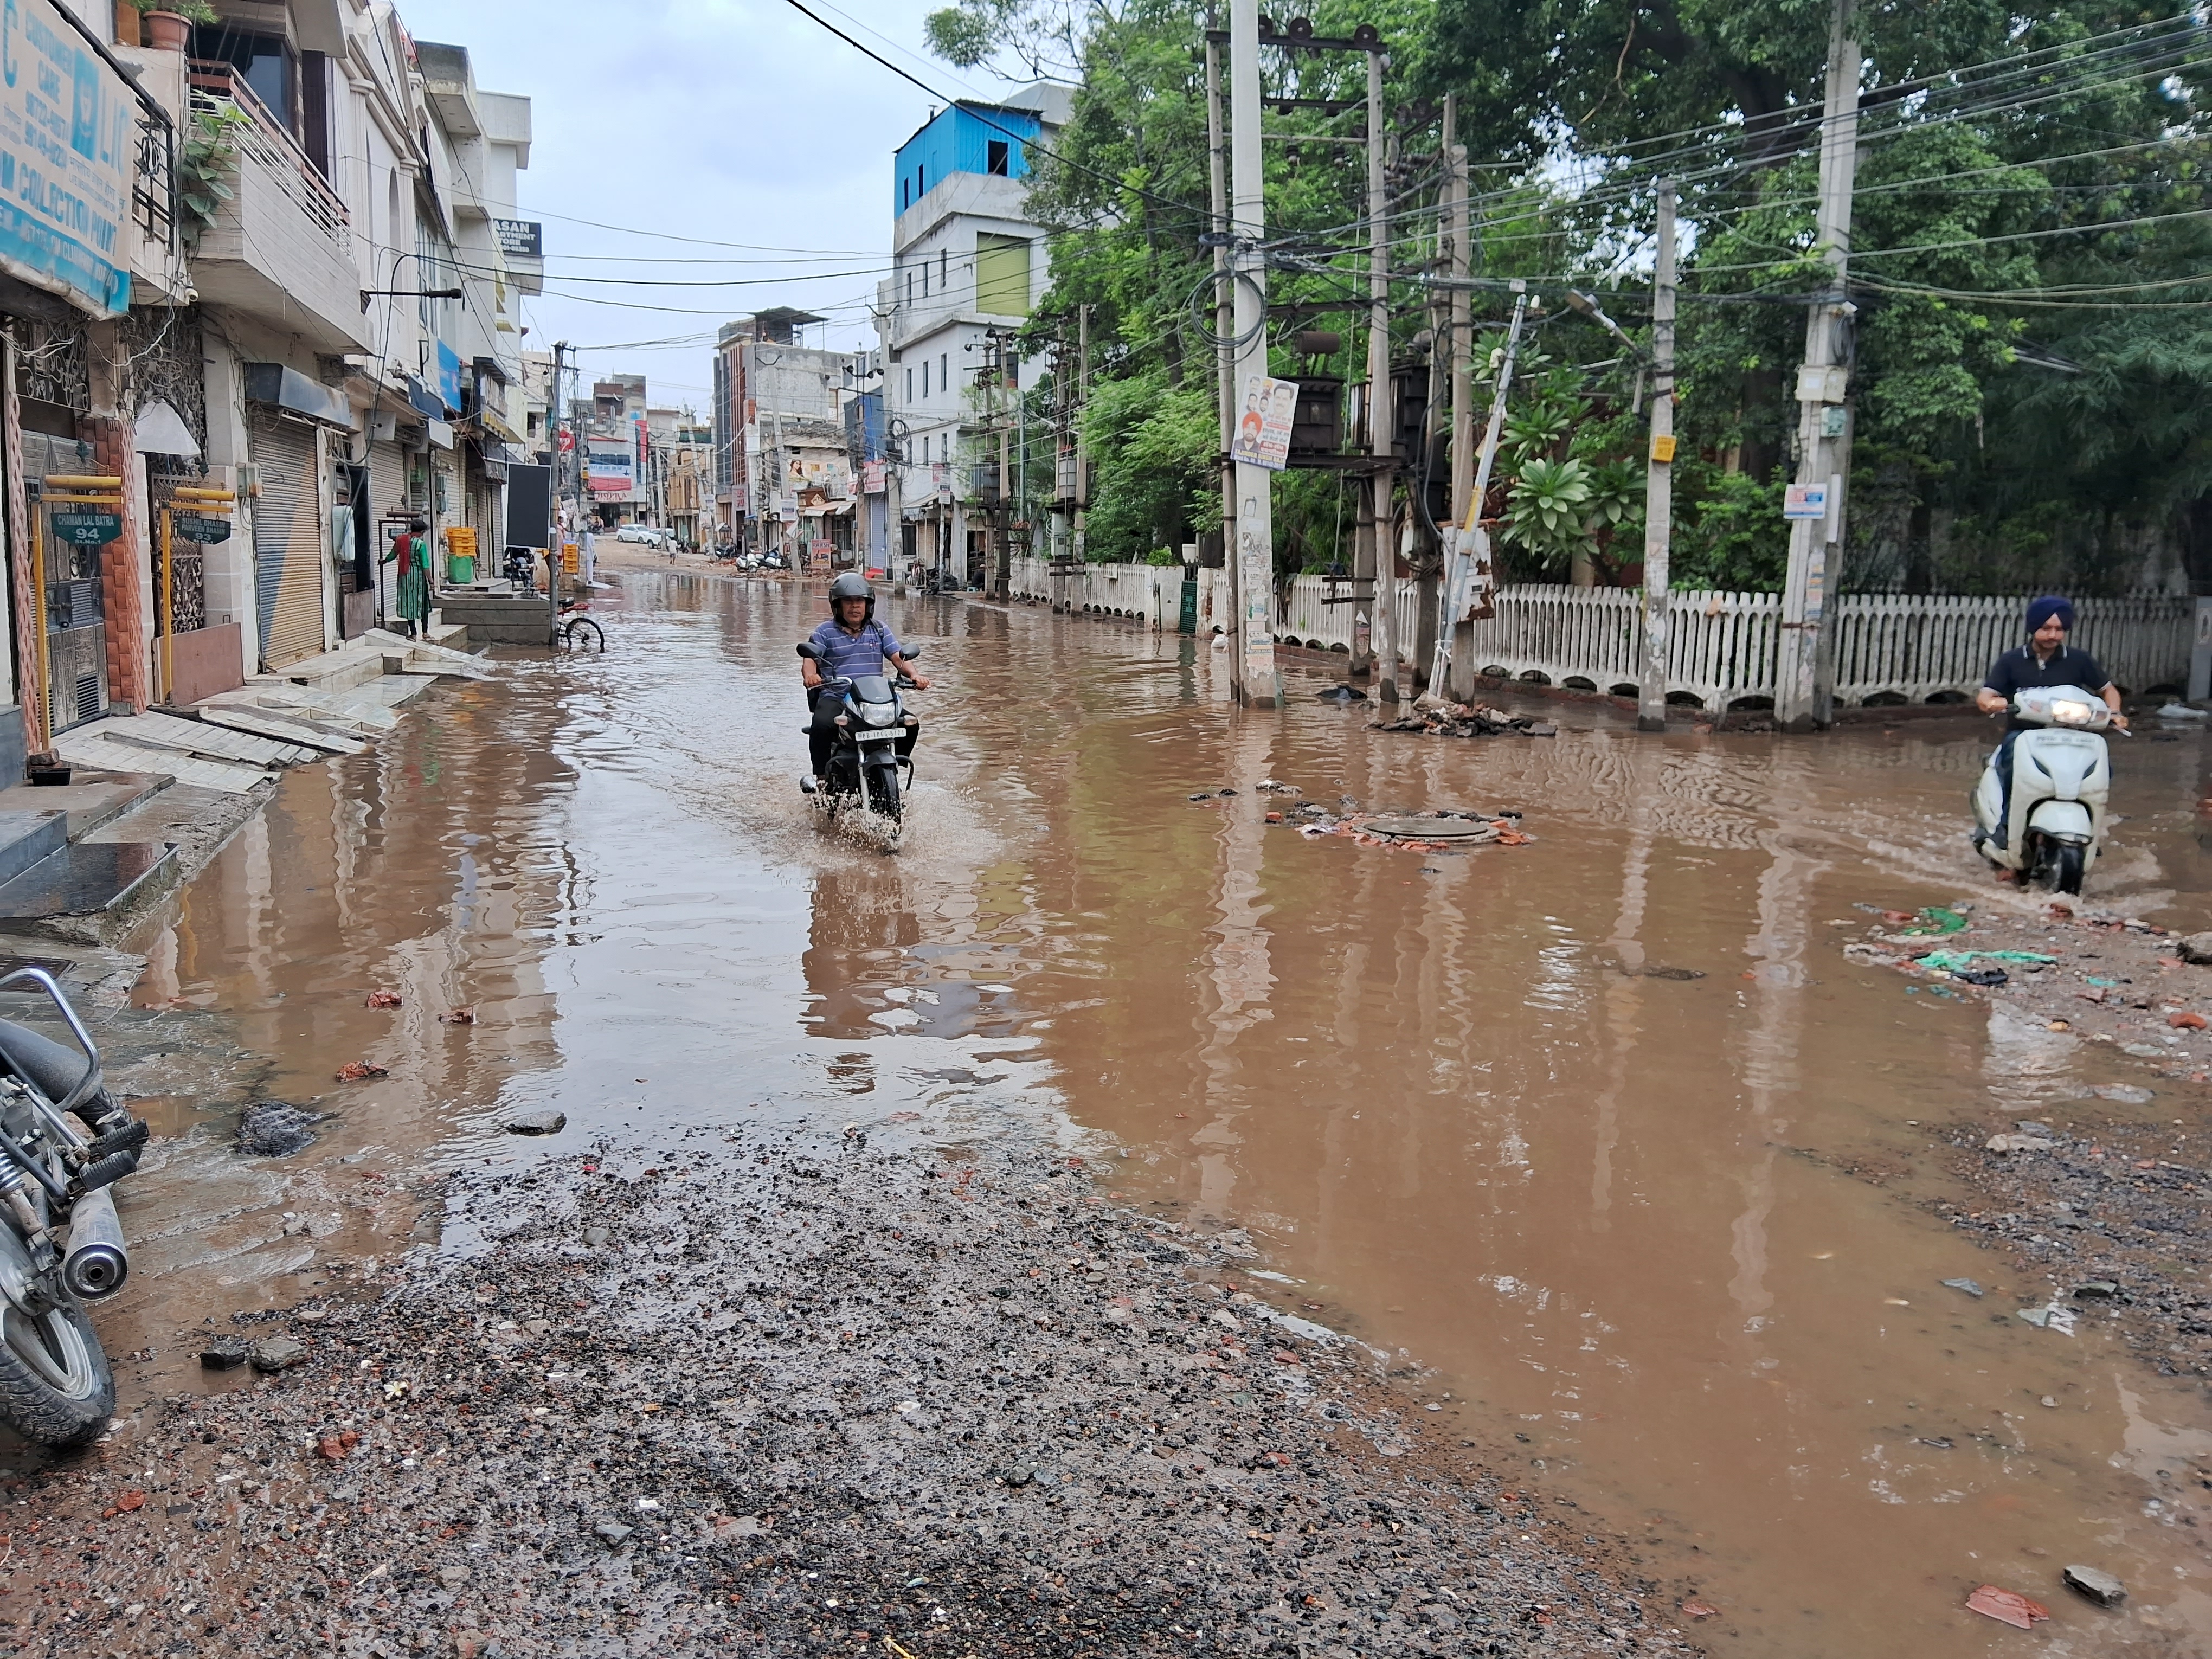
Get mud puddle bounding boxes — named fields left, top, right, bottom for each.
left=43, top=573, right=2212, bottom=1657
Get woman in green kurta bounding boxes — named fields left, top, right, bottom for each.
left=384, top=516, right=430, bottom=638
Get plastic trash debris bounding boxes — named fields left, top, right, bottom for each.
left=1917, top=950, right=2056, bottom=972
left=1680, top=1600, right=1718, bottom=1621
left=1967, top=1585, right=2051, bottom=1629
left=1901, top=906, right=1970, bottom=935
left=442, top=1007, right=477, bottom=1025
left=335, top=1060, right=388, bottom=1081
left=1940, top=1277, right=1985, bottom=1298
left=2016, top=1300, right=2078, bottom=1335
left=1953, top=967, right=2009, bottom=987
left=2153, top=702, right=2208, bottom=721
left=365, top=988, right=401, bottom=1009
left=1985, top=1133, right=2053, bottom=1153
left=2062, top=1564, right=2126, bottom=1607
left=2089, top=1083, right=2154, bottom=1103
left=1315, top=685, right=1365, bottom=702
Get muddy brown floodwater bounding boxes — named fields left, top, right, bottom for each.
left=69, top=574, right=2212, bottom=1656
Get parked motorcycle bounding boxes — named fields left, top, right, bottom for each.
left=796, top=643, right=922, bottom=841
left=1972, top=684, right=2118, bottom=895
left=0, top=968, right=146, bottom=1444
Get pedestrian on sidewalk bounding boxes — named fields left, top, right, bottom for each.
left=580, top=524, right=596, bottom=587
left=384, top=516, right=431, bottom=639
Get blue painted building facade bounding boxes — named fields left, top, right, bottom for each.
left=893, top=104, right=1041, bottom=216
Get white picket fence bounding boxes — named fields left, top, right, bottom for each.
left=999, top=560, right=2194, bottom=708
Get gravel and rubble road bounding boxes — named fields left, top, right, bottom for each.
left=1, top=1131, right=1694, bottom=1659
left=1842, top=898, right=2212, bottom=1388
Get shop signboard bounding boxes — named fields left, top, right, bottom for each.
left=586, top=440, right=636, bottom=498
left=0, top=1, right=135, bottom=317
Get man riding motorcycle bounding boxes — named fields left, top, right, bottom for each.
left=802, top=573, right=930, bottom=786
left=1973, top=594, right=2127, bottom=850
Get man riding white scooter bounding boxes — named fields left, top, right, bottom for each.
left=1972, top=595, right=2127, bottom=886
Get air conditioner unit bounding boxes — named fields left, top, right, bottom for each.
left=367, top=411, right=398, bottom=442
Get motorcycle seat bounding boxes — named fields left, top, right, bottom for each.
left=0, top=1019, right=106, bottom=1118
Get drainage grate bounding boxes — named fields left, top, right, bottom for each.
left=73, top=673, right=100, bottom=725
left=0, top=957, right=74, bottom=982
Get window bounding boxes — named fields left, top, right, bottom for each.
left=917, top=165, right=925, bottom=196
left=902, top=178, right=909, bottom=211
left=192, top=27, right=296, bottom=133
left=921, top=261, right=929, bottom=299
left=976, top=234, right=1032, bottom=317
left=940, top=250, right=949, bottom=290
left=922, top=361, right=929, bottom=398
left=941, top=352, right=949, bottom=395
left=987, top=139, right=1009, bottom=176
left=905, top=367, right=914, bottom=403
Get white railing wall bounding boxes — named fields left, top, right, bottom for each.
left=991, top=565, right=2194, bottom=708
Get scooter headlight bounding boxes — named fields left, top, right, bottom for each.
left=2049, top=699, right=2093, bottom=725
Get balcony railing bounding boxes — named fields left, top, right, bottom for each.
left=187, top=60, right=349, bottom=250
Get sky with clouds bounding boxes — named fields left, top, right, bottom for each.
left=394, top=0, right=1018, bottom=413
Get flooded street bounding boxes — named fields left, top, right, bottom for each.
left=81, top=573, right=2212, bottom=1656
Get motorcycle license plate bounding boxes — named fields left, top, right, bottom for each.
left=851, top=728, right=900, bottom=742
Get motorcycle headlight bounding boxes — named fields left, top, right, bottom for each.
left=2049, top=700, right=2092, bottom=725
left=860, top=701, right=899, bottom=728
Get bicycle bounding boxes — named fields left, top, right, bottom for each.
left=557, top=595, right=605, bottom=653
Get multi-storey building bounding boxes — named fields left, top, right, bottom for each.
left=713, top=311, right=858, bottom=564
left=875, top=82, right=1068, bottom=584
left=0, top=0, right=535, bottom=781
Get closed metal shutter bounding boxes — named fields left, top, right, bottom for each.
left=369, top=441, right=409, bottom=526
left=250, top=413, right=326, bottom=668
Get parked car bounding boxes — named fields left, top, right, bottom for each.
left=615, top=525, right=671, bottom=548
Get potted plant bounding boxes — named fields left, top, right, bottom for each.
left=126, top=1, right=218, bottom=53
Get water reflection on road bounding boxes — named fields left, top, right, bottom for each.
left=95, top=573, right=2212, bottom=1656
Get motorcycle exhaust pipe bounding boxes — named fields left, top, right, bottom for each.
left=62, top=1187, right=127, bottom=1298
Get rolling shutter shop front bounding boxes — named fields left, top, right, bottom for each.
left=250, top=411, right=326, bottom=668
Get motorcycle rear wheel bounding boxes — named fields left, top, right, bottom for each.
left=2052, top=843, right=2086, bottom=896
left=0, top=1296, right=113, bottom=1445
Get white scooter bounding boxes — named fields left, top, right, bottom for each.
left=1971, top=685, right=2119, bottom=895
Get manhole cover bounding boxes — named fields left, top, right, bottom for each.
left=1362, top=816, right=1496, bottom=841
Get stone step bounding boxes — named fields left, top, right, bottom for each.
left=0, top=841, right=175, bottom=935
left=0, top=774, right=170, bottom=842
left=0, top=811, right=66, bottom=888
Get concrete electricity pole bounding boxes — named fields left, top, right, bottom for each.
left=1073, top=303, right=1090, bottom=577
left=1206, top=28, right=1236, bottom=616
left=1776, top=0, right=1861, bottom=730
left=1363, top=44, right=1396, bottom=703
left=1433, top=97, right=1472, bottom=701
left=1227, top=0, right=1277, bottom=707
left=1637, top=180, right=1678, bottom=733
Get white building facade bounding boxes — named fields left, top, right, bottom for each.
left=876, top=82, right=1068, bottom=584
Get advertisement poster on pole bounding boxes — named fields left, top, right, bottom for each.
left=1230, top=375, right=1299, bottom=472
left=1782, top=482, right=1829, bottom=520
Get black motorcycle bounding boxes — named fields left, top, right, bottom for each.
left=797, top=644, right=922, bottom=834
